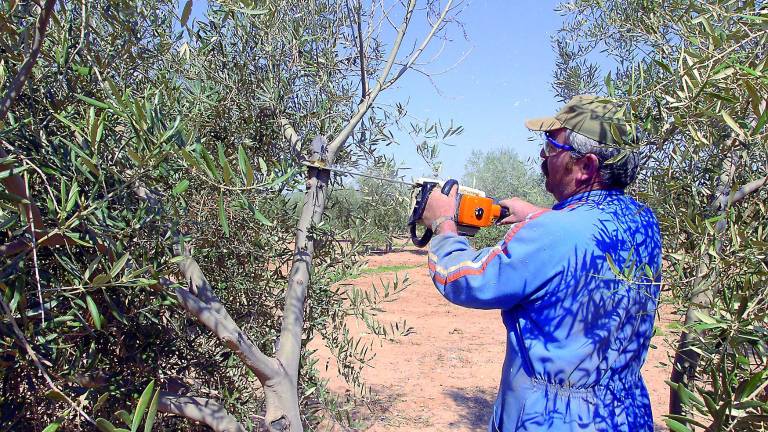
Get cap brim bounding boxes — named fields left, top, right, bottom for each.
left=524, top=116, right=563, bottom=131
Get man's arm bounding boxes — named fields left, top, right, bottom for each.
left=428, top=208, right=571, bottom=310
left=498, top=197, right=548, bottom=225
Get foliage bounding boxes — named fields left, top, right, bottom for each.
left=462, top=148, right=550, bottom=248
left=0, top=0, right=459, bottom=430
left=94, top=380, right=161, bottom=432
left=554, top=0, right=768, bottom=430
left=323, top=159, right=411, bottom=253
left=356, top=159, right=411, bottom=252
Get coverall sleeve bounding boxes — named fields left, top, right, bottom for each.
left=428, top=209, right=571, bottom=310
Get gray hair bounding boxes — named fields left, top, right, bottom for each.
left=563, top=129, right=639, bottom=190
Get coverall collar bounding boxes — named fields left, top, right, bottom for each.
left=553, top=188, right=625, bottom=210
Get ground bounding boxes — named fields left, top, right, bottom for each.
left=311, top=248, right=678, bottom=431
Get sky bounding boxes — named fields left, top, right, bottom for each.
left=378, top=0, right=566, bottom=181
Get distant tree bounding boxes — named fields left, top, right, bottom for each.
left=357, top=158, right=410, bottom=252
left=462, top=148, right=550, bottom=247
left=554, top=0, right=768, bottom=429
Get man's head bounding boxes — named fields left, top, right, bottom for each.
left=525, top=95, right=639, bottom=201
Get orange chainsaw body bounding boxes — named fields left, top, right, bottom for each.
left=456, top=194, right=505, bottom=228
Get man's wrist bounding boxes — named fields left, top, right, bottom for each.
left=431, top=216, right=456, bottom=235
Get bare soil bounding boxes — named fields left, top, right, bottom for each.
left=311, top=249, right=678, bottom=431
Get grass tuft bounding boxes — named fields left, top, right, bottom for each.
left=358, top=264, right=420, bottom=275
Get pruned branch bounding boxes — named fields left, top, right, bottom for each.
left=0, top=0, right=57, bottom=122
left=158, top=393, right=246, bottom=432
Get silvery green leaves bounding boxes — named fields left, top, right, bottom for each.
left=554, top=0, right=768, bottom=429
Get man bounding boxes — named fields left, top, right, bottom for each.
left=421, top=95, right=662, bottom=431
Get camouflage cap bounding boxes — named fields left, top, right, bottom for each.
left=525, top=95, right=633, bottom=146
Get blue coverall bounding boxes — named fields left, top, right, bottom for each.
left=428, top=189, right=662, bottom=431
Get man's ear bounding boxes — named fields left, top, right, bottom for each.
left=578, top=154, right=601, bottom=182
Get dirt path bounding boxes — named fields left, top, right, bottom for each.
left=312, top=249, right=676, bottom=431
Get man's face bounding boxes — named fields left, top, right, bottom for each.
left=540, top=128, right=579, bottom=201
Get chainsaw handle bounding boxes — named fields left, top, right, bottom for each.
left=441, top=179, right=458, bottom=196
left=498, top=204, right=511, bottom=223
left=410, top=224, right=431, bottom=248
left=409, top=179, right=459, bottom=248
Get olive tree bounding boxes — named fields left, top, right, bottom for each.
left=553, top=0, right=767, bottom=429
left=0, top=0, right=462, bottom=431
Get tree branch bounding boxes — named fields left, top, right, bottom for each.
left=326, top=0, right=417, bottom=159
left=0, top=149, right=111, bottom=258
left=276, top=136, right=330, bottom=378
left=670, top=146, right=738, bottom=416
left=279, top=117, right=303, bottom=162
left=158, top=393, right=246, bottom=432
left=174, top=278, right=279, bottom=383
left=382, top=0, right=455, bottom=89
left=346, top=0, right=368, bottom=100
left=0, top=0, right=57, bottom=122
left=730, top=175, right=767, bottom=205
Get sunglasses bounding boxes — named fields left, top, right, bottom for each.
left=543, top=131, right=575, bottom=156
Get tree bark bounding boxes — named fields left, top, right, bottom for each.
left=669, top=148, right=736, bottom=417
left=273, top=136, right=330, bottom=431
left=158, top=393, right=246, bottom=432
left=173, top=247, right=301, bottom=431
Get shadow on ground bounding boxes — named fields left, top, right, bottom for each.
left=445, top=387, right=668, bottom=431
left=444, top=387, right=495, bottom=430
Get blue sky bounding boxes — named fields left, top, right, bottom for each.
left=379, top=0, right=566, bottom=180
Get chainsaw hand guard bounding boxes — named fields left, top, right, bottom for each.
left=408, top=179, right=458, bottom=248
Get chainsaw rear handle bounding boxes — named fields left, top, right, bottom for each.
left=409, top=179, right=458, bottom=248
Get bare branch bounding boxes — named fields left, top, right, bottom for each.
left=346, top=0, right=368, bottom=100
left=730, top=175, right=768, bottom=205
left=327, top=0, right=417, bottom=159
left=158, top=393, right=246, bottom=432
left=0, top=0, right=57, bottom=122
left=382, top=0, right=455, bottom=89
left=22, top=171, right=45, bottom=324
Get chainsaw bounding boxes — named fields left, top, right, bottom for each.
left=407, top=178, right=510, bottom=248
left=301, top=162, right=509, bottom=248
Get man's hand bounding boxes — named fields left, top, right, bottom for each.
left=498, top=198, right=546, bottom=225
left=422, top=183, right=458, bottom=234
